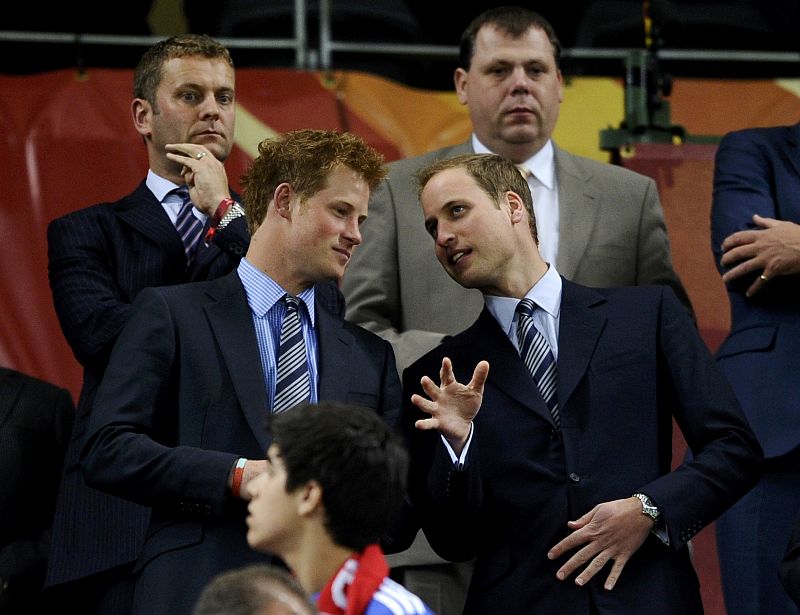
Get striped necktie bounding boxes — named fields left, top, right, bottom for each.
left=173, top=188, right=204, bottom=264
left=516, top=298, right=559, bottom=429
left=273, top=295, right=311, bottom=414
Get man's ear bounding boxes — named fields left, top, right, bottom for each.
left=505, top=191, right=526, bottom=224
left=297, top=480, right=323, bottom=517
left=131, top=98, right=152, bottom=137
left=453, top=67, right=469, bottom=106
left=273, top=183, right=295, bottom=220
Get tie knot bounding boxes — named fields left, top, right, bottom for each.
left=171, top=186, right=191, bottom=205
left=283, top=295, right=301, bottom=312
left=171, top=186, right=189, bottom=201
left=516, top=298, right=536, bottom=319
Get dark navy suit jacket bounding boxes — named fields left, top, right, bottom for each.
left=80, top=271, right=401, bottom=614
left=711, top=123, right=800, bottom=459
left=403, top=280, right=762, bottom=615
left=45, top=181, right=249, bottom=586
left=0, top=368, right=74, bottom=612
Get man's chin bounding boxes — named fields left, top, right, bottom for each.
left=446, top=268, right=477, bottom=289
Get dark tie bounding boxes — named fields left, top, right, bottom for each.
left=173, top=188, right=204, bottom=264
left=273, top=295, right=311, bottom=414
left=516, top=298, right=559, bottom=428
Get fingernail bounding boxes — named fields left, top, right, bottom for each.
left=575, top=578, right=584, bottom=586
left=556, top=572, right=564, bottom=580
left=547, top=552, right=554, bottom=559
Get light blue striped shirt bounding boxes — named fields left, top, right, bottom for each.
left=237, top=258, right=319, bottom=409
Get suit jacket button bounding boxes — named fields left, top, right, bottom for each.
left=569, top=473, right=580, bottom=483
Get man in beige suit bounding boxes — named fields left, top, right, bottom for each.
left=343, top=6, right=691, bottom=372
left=341, top=6, right=693, bottom=615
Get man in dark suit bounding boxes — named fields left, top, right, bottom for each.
left=711, top=123, right=800, bottom=615
left=344, top=12, right=691, bottom=608
left=80, top=129, right=398, bottom=615
left=45, top=34, right=250, bottom=613
left=0, top=367, right=74, bottom=614
left=402, top=153, right=763, bottom=615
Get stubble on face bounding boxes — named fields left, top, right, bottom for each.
left=285, top=166, right=369, bottom=290
left=148, top=57, right=236, bottom=163
left=421, top=168, right=515, bottom=293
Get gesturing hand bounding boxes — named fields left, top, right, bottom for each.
left=547, top=497, right=653, bottom=590
left=411, top=357, right=489, bottom=455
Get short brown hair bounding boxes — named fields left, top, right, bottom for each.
left=240, top=129, right=387, bottom=234
left=459, top=6, right=562, bottom=71
left=133, top=34, right=234, bottom=106
left=416, top=153, right=538, bottom=243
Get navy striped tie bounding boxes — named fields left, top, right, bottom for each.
left=516, top=298, right=559, bottom=429
left=174, top=188, right=204, bottom=264
left=273, top=295, right=311, bottom=414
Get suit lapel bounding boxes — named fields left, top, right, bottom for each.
left=457, top=310, right=554, bottom=425
left=115, top=182, right=185, bottom=263
left=553, top=146, right=598, bottom=280
left=204, top=272, right=271, bottom=450
left=316, top=304, right=354, bottom=401
left=557, top=280, right=607, bottom=410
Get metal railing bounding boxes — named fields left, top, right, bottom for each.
left=1, top=0, right=799, bottom=73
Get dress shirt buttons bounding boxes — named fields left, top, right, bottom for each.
left=568, top=473, right=580, bottom=483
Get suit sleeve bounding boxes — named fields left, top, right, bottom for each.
left=710, top=129, right=800, bottom=295
left=376, top=336, right=403, bottom=434
left=80, top=288, right=237, bottom=514
left=47, top=212, right=135, bottom=368
left=0, top=381, right=74, bottom=583
left=208, top=211, right=248, bottom=257
left=635, top=176, right=695, bottom=317
left=400, top=361, right=483, bottom=562
left=190, top=212, right=249, bottom=282
left=636, top=287, right=763, bottom=549
left=342, top=176, right=447, bottom=370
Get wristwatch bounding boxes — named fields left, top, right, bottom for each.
left=633, top=492, right=661, bottom=523
left=217, top=202, right=245, bottom=231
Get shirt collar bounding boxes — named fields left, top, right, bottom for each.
left=471, top=135, right=555, bottom=190
left=146, top=169, right=182, bottom=203
left=485, top=264, right=562, bottom=334
left=237, top=258, right=316, bottom=325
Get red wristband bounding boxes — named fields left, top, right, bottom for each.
left=205, top=198, right=234, bottom=243
left=210, top=197, right=235, bottom=228
left=231, top=458, right=246, bottom=498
